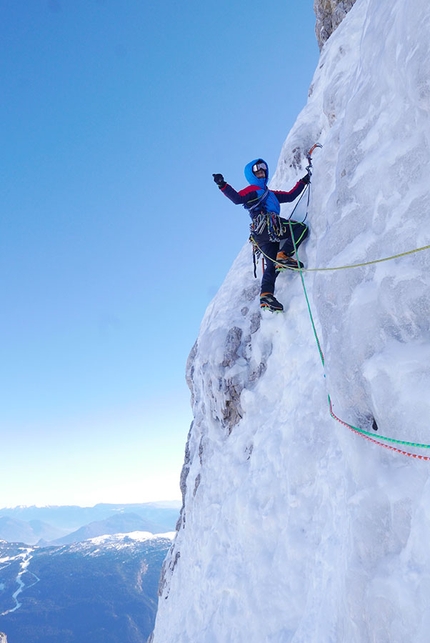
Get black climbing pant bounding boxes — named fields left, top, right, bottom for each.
left=256, top=218, right=309, bottom=294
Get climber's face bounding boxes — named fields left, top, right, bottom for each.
left=245, top=159, right=269, bottom=185
left=252, top=161, right=268, bottom=179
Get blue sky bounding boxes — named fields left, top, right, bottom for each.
left=0, top=0, right=319, bottom=507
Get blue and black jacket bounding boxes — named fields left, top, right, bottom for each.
left=220, top=158, right=307, bottom=218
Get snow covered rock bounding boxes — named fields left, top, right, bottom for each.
left=314, top=0, right=357, bottom=49
left=152, top=0, right=430, bottom=641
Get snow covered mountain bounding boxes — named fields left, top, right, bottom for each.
left=151, top=0, right=430, bottom=641
left=0, top=533, right=173, bottom=643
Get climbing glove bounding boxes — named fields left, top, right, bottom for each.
left=213, top=173, right=226, bottom=188
left=300, top=172, right=311, bottom=185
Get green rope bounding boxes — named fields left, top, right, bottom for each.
left=286, top=218, right=325, bottom=367
left=328, top=395, right=430, bottom=460
left=294, top=247, right=325, bottom=366
left=331, top=404, right=430, bottom=449
left=304, top=243, right=430, bottom=272
left=252, top=237, right=430, bottom=273
left=250, top=236, right=430, bottom=272
left=286, top=220, right=430, bottom=453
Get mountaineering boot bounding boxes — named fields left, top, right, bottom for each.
left=275, top=251, right=304, bottom=271
left=260, top=292, right=284, bottom=312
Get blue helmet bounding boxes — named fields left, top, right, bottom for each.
left=244, top=158, right=269, bottom=187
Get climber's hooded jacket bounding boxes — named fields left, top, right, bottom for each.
left=220, top=158, right=307, bottom=218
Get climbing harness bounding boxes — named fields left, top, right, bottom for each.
left=250, top=213, right=287, bottom=277
left=250, top=212, right=285, bottom=241
left=250, top=219, right=308, bottom=278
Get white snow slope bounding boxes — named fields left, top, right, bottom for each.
left=151, top=1, right=430, bottom=641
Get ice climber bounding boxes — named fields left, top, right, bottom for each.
left=213, top=159, right=310, bottom=312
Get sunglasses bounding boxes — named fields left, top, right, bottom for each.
left=252, top=162, right=267, bottom=173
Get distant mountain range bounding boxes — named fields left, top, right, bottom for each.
left=0, top=516, right=66, bottom=545
left=0, top=502, right=180, bottom=545
left=0, top=532, right=173, bottom=643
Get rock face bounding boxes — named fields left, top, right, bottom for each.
left=174, top=277, right=267, bottom=537
left=314, top=0, right=357, bottom=48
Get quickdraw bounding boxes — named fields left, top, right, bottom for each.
left=250, top=213, right=284, bottom=241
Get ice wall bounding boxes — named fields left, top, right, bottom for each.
left=151, top=0, right=430, bottom=641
